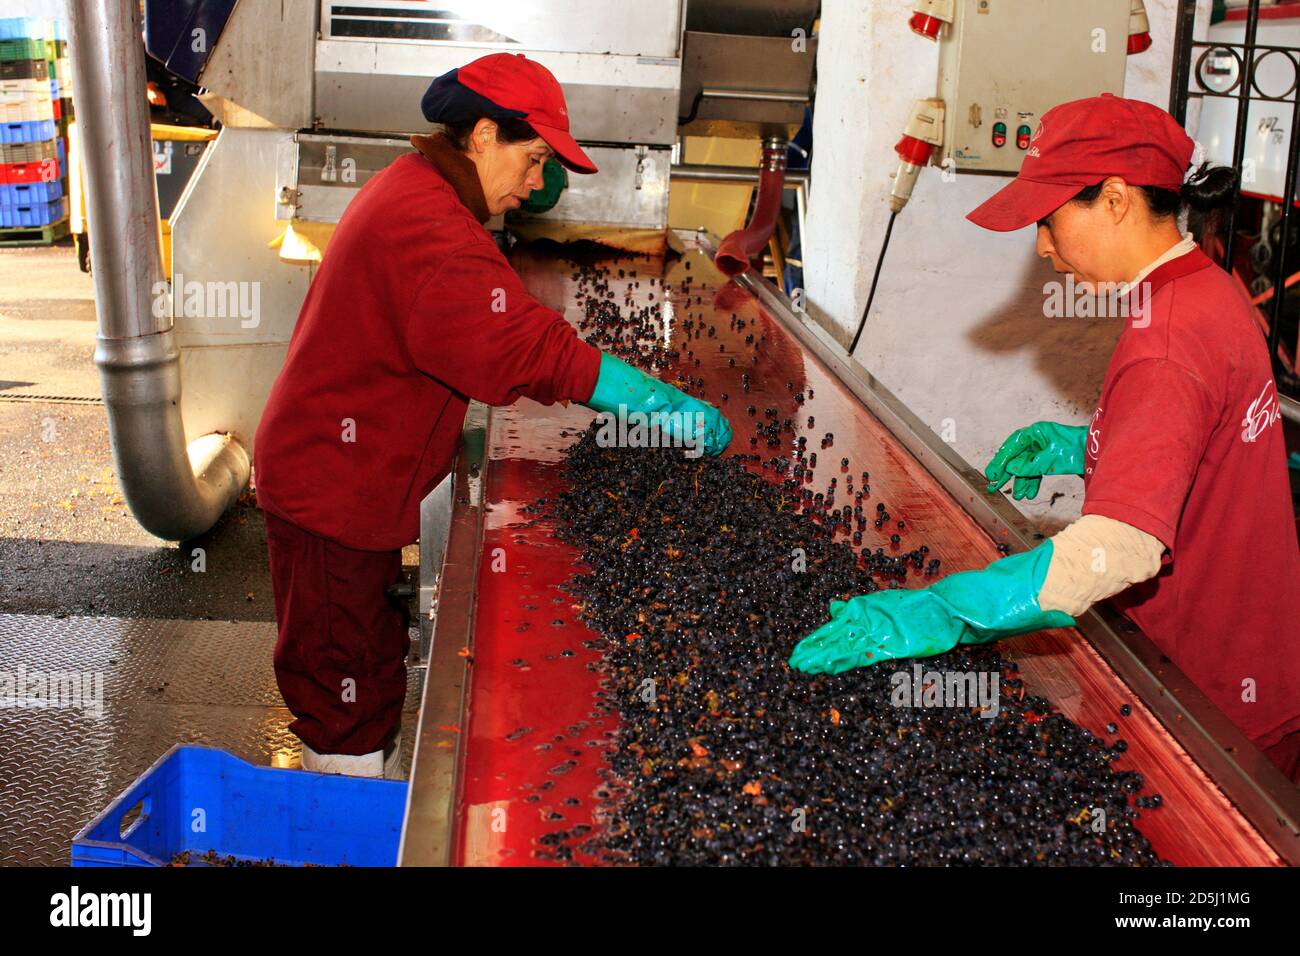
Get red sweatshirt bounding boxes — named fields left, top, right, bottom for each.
left=254, top=133, right=601, bottom=550
left=1083, top=247, right=1300, bottom=749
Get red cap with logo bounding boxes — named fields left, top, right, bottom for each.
left=966, top=93, right=1195, bottom=231
left=455, top=53, right=597, bottom=175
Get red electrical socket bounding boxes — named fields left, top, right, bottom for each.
left=908, top=1, right=953, bottom=42
left=1129, top=0, right=1152, bottom=54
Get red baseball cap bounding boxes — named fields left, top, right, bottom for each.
left=967, top=93, right=1195, bottom=231
left=452, top=53, right=597, bottom=175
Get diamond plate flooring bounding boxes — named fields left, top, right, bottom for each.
left=0, top=612, right=421, bottom=866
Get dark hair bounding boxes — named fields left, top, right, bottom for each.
left=441, top=115, right=540, bottom=152
left=1070, top=163, right=1238, bottom=219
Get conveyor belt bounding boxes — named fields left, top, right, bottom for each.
left=454, top=396, right=616, bottom=865
left=402, top=232, right=1295, bottom=866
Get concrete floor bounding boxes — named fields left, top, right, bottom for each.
left=0, top=242, right=419, bottom=865
left=0, top=245, right=278, bottom=621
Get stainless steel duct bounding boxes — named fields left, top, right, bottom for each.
left=71, top=2, right=249, bottom=541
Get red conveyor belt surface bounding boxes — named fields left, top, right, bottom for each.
left=452, top=236, right=1279, bottom=866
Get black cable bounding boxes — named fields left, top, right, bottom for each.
left=678, top=88, right=705, bottom=127
left=848, top=210, right=898, bottom=356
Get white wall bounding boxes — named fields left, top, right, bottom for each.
left=0, top=0, right=66, bottom=17
left=804, top=0, right=1211, bottom=532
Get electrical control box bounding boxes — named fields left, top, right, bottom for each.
left=936, top=0, right=1131, bottom=173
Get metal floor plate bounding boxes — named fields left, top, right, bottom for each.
left=0, top=612, right=422, bottom=866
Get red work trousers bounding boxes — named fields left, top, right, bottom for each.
left=263, top=509, right=409, bottom=755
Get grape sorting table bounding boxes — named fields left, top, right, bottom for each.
left=398, top=232, right=1300, bottom=867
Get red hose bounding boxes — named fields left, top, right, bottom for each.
left=714, top=141, right=787, bottom=277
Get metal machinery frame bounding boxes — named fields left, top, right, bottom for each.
left=399, top=406, right=487, bottom=867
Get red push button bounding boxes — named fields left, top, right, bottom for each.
left=1016, top=124, right=1032, bottom=149
left=992, top=121, right=1007, bottom=148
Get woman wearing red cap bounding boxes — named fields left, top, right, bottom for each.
left=790, top=94, right=1300, bottom=782
left=254, top=54, right=731, bottom=777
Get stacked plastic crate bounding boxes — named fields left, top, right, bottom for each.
left=0, top=16, right=69, bottom=243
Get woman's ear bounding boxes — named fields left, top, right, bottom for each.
left=473, top=118, right=498, bottom=155
left=1101, top=177, right=1132, bottom=224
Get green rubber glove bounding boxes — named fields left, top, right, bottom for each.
left=984, top=422, right=1088, bottom=501
left=584, top=352, right=733, bottom=456
left=788, top=541, right=1074, bottom=674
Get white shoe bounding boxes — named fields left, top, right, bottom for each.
left=299, top=732, right=402, bottom=779
left=382, top=734, right=403, bottom=780
left=301, top=743, right=384, bottom=778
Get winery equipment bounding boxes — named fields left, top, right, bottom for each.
left=397, top=233, right=1300, bottom=867
left=64, top=0, right=1300, bottom=869
left=92, top=0, right=819, bottom=542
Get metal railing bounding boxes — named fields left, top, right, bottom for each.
left=1171, top=0, right=1300, bottom=399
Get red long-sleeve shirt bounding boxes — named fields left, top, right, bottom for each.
left=254, top=133, right=601, bottom=550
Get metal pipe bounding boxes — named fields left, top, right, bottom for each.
left=71, top=1, right=249, bottom=541
left=1283, top=393, right=1300, bottom=424
left=671, top=162, right=809, bottom=185
left=1222, top=0, right=1262, bottom=270
left=794, top=180, right=808, bottom=264
left=1166, top=0, right=1198, bottom=123
left=1267, top=48, right=1300, bottom=392
left=700, top=87, right=808, bottom=104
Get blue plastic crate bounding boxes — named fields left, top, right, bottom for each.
left=72, top=745, right=408, bottom=867
left=0, top=118, right=53, bottom=143
left=0, top=179, right=61, bottom=205
left=0, top=17, right=51, bottom=40
left=0, top=195, right=65, bottom=226
left=55, top=135, right=64, bottom=166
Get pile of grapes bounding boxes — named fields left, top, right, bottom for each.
left=550, top=428, right=1163, bottom=866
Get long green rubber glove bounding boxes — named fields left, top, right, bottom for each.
left=584, top=352, right=733, bottom=456
left=985, top=422, right=1088, bottom=501
left=788, top=541, right=1075, bottom=674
